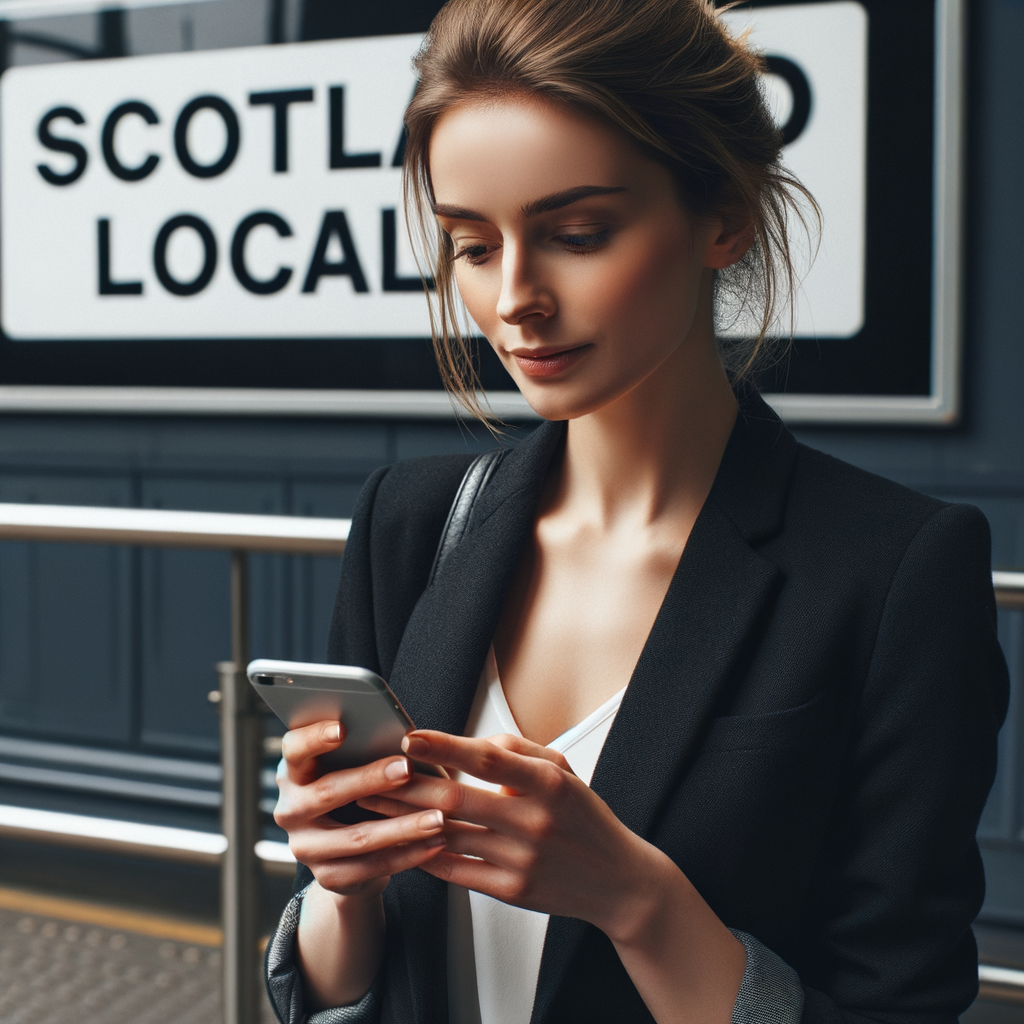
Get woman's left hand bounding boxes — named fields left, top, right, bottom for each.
left=356, top=728, right=667, bottom=942
left=361, top=728, right=747, bottom=1024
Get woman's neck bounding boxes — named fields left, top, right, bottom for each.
left=555, top=333, right=738, bottom=537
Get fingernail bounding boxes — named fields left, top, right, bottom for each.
left=325, top=722, right=341, bottom=742
left=384, top=759, right=410, bottom=781
left=402, top=735, right=428, bottom=756
left=418, top=809, right=444, bottom=831
left=425, top=833, right=446, bottom=848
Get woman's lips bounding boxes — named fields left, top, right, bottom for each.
left=511, top=344, right=590, bottom=378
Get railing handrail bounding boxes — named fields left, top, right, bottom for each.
left=992, top=569, right=1024, bottom=592
left=0, top=501, right=350, bottom=555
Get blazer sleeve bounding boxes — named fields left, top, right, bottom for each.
left=800, top=503, right=1009, bottom=1024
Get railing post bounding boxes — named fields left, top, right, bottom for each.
left=219, top=550, right=261, bottom=1024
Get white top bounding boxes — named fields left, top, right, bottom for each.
left=447, top=647, right=626, bottom=1024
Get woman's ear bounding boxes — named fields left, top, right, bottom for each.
left=704, top=216, right=755, bottom=270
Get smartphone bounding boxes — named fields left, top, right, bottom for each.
left=247, top=658, right=446, bottom=779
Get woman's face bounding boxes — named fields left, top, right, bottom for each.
left=428, top=94, right=735, bottom=421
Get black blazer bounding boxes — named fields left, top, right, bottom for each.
left=314, top=394, right=1008, bottom=1024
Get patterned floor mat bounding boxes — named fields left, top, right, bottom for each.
left=0, top=904, right=277, bottom=1024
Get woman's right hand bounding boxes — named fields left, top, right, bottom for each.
left=274, top=719, right=448, bottom=900
left=274, top=720, right=445, bottom=1009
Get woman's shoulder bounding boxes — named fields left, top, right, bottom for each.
left=783, top=439, right=991, bottom=582
left=330, top=452, right=484, bottom=670
left=368, top=452, right=480, bottom=514
left=726, top=397, right=989, bottom=562
left=791, top=439, right=982, bottom=528
left=354, top=451, right=480, bottom=555
left=791, top=441, right=942, bottom=516
left=356, top=420, right=562, bottom=550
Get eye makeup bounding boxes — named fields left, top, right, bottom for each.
left=557, top=229, right=611, bottom=253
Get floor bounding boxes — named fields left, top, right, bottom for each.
left=0, top=899, right=277, bottom=1024
left=0, top=838, right=290, bottom=1024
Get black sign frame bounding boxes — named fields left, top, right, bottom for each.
left=0, top=0, right=962, bottom=424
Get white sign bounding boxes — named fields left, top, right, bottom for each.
left=721, top=1, right=868, bottom=339
left=1, top=35, right=428, bottom=340
left=1, top=6, right=866, bottom=342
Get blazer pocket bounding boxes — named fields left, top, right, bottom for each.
left=700, top=691, right=830, bottom=753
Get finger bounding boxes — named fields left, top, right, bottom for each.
left=438, top=818, right=521, bottom=866
left=355, top=802, right=494, bottom=856
left=354, top=798, right=493, bottom=847
left=403, top=731, right=570, bottom=796
left=281, top=720, right=346, bottom=779
left=362, top=773, right=526, bottom=835
left=274, top=755, right=413, bottom=828
left=288, top=808, right=445, bottom=864
left=418, top=851, right=524, bottom=904
left=363, top=772, right=484, bottom=821
left=357, top=794, right=421, bottom=818
left=485, top=734, right=574, bottom=775
left=314, top=835, right=447, bottom=894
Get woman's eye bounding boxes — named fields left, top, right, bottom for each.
left=557, top=229, right=610, bottom=253
left=454, top=244, right=493, bottom=264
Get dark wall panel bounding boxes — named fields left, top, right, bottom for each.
left=0, top=474, right=133, bottom=744
left=394, top=420, right=506, bottom=462
left=139, top=478, right=287, bottom=753
left=288, top=480, right=361, bottom=665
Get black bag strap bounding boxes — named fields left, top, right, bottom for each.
left=428, top=448, right=507, bottom=586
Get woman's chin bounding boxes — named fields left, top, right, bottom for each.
left=513, top=378, right=618, bottom=422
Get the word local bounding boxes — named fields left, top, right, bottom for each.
left=36, top=87, right=425, bottom=298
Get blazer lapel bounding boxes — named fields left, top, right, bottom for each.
left=532, top=396, right=796, bottom=1024
left=383, top=419, right=565, bottom=1024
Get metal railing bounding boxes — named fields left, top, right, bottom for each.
left=0, top=502, right=1022, bottom=1020
left=0, top=502, right=348, bottom=1024
left=992, top=570, right=1024, bottom=609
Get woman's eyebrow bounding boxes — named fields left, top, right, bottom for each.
left=521, top=185, right=627, bottom=217
left=432, top=185, right=627, bottom=222
left=432, top=203, right=487, bottom=221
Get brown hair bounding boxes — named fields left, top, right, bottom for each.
left=403, top=0, right=817, bottom=421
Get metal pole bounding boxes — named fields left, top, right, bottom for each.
left=219, top=550, right=261, bottom=1024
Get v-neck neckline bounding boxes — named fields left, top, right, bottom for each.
left=480, top=646, right=627, bottom=753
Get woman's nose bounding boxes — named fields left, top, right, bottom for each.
left=496, top=246, right=556, bottom=325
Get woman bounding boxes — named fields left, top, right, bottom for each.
left=266, top=2, right=1008, bottom=1023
